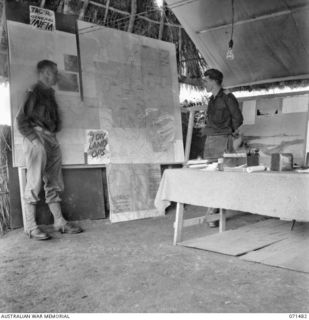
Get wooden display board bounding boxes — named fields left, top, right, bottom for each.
left=7, top=17, right=185, bottom=223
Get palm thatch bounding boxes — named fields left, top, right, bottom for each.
left=1, top=0, right=307, bottom=91
left=0, top=125, right=11, bottom=235
left=0, top=0, right=207, bottom=84
left=231, top=79, right=309, bottom=93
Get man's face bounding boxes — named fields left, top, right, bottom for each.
left=203, top=76, right=215, bottom=93
left=45, top=65, right=58, bottom=86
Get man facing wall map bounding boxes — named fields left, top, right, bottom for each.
left=16, top=60, right=83, bottom=240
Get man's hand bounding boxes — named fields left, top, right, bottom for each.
left=198, top=126, right=207, bottom=137
left=31, top=139, right=42, bottom=147
left=232, top=129, right=240, bottom=138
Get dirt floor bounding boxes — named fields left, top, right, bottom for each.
left=0, top=206, right=308, bottom=313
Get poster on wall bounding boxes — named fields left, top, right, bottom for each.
left=107, top=164, right=163, bottom=222
left=85, top=129, right=110, bottom=164
left=77, top=20, right=184, bottom=164
left=29, top=5, right=56, bottom=31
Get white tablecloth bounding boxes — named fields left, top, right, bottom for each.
left=155, top=169, right=309, bottom=222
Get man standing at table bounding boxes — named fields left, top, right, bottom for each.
left=200, top=68, right=243, bottom=226
left=16, top=60, right=82, bottom=240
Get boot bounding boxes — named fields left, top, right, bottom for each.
left=24, top=203, right=51, bottom=240
left=27, top=228, right=51, bottom=240
left=48, top=202, right=83, bottom=234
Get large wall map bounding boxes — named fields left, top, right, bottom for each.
left=77, top=20, right=184, bottom=164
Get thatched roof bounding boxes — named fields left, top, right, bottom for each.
left=1, top=0, right=308, bottom=91
left=0, top=0, right=207, bottom=84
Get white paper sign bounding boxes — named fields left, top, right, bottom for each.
left=29, top=5, right=55, bottom=31
left=282, top=95, right=309, bottom=114
left=85, top=129, right=110, bottom=165
left=242, top=100, right=256, bottom=125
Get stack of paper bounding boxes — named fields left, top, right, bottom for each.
left=187, top=159, right=210, bottom=169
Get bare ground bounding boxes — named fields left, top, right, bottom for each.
left=0, top=206, right=308, bottom=313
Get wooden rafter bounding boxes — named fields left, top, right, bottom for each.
left=82, top=0, right=182, bottom=28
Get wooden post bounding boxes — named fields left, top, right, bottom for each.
left=18, top=167, right=27, bottom=231
left=184, top=108, right=195, bottom=162
left=127, top=0, right=137, bottom=33
left=40, top=0, right=46, bottom=8
left=173, top=202, right=184, bottom=245
left=219, top=208, right=226, bottom=233
left=103, top=0, right=111, bottom=25
left=93, top=8, right=98, bottom=22
left=0, top=0, right=6, bottom=45
left=178, top=27, right=182, bottom=58
left=79, top=0, right=89, bottom=20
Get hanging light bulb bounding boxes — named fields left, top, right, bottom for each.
left=226, top=39, right=234, bottom=60
left=226, top=0, right=235, bottom=60
left=155, top=0, right=164, bottom=9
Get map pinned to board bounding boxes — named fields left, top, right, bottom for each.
left=77, top=20, right=184, bottom=164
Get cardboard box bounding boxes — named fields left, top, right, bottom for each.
left=223, top=153, right=247, bottom=167
left=270, top=153, right=293, bottom=171
left=247, top=153, right=259, bottom=167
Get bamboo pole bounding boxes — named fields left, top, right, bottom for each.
left=158, top=4, right=165, bottom=40
left=93, top=8, right=98, bottom=22
left=138, top=13, right=180, bottom=28
left=81, top=0, right=182, bottom=28
left=79, top=0, right=89, bottom=20
left=184, top=108, right=195, bottom=162
left=0, top=0, right=6, bottom=46
left=57, top=0, right=64, bottom=13
left=103, top=0, right=111, bottom=25
left=178, top=27, right=182, bottom=57
left=127, top=0, right=137, bottom=33
left=63, top=0, right=70, bottom=14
